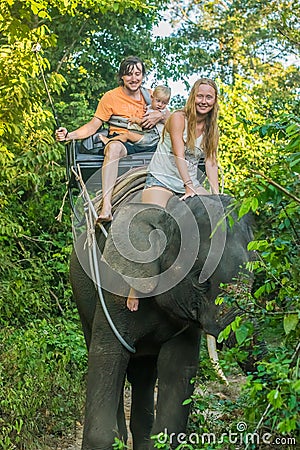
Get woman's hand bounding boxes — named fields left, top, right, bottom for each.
left=180, top=184, right=196, bottom=201
left=205, top=157, right=219, bottom=194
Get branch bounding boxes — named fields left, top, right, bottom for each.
left=277, top=27, right=300, bottom=49
left=250, top=169, right=300, bottom=204
left=56, top=21, right=87, bottom=73
left=245, top=339, right=300, bottom=450
left=282, top=204, right=300, bottom=240
left=49, top=288, right=64, bottom=314
left=172, top=7, right=198, bottom=26
left=291, top=340, right=300, bottom=366
left=168, top=0, right=199, bottom=27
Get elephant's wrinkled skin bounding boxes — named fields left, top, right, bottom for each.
left=70, top=194, right=256, bottom=450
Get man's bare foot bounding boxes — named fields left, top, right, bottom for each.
left=96, top=209, right=113, bottom=223
left=99, top=134, right=110, bottom=145
left=127, top=295, right=139, bottom=312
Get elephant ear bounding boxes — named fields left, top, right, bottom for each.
left=102, top=202, right=167, bottom=295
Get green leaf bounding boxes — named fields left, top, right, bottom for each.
left=251, top=197, right=259, bottom=212
left=215, top=296, right=224, bottom=305
left=217, top=324, right=232, bottom=343
left=228, top=214, right=235, bottom=228
left=238, top=198, right=252, bottom=219
left=283, top=314, right=299, bottom=335
left=267, top=389, right=283, bottom=409
left=254, top=285, right=265, bottom=299
left=235, top=323, right=249, bottom=345
left=292, top=380, right=300, bottom=392
left=231, top=316, right=241, bottom=332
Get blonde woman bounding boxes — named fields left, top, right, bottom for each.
left=127, top=78, right=220, bottom=311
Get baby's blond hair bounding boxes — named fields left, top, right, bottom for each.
left=153, top=85, right=171, bottom=101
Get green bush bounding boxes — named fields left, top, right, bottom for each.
left=0, top=315, right=87, bottom=450
left=184, top=113, right=300, bottom=449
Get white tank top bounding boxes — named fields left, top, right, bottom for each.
left=148, top=124, right=204, bottom=193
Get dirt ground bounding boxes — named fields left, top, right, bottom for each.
left=51, top=385, right=133, bottom=450
left=49, top=375, right=245, bottom=450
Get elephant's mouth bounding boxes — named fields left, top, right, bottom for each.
left=188, top=309, right=228, bottom=383
left=190, top=307, right=228, bottom=384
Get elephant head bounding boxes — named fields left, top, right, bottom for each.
left=101, top=193, right=257, bottom=380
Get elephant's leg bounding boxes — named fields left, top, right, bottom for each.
left=81, top=306, right=130, bottom=450
left=127, top=356, right=158, bottom=450
left=82, top=349, right=130, bottom=450
left=151, top=327, right=201, bottom=449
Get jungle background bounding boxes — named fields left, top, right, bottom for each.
left=0, top=0, right=299, bottom=449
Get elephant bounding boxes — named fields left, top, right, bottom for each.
left=70, top=190, right=262, bottom=450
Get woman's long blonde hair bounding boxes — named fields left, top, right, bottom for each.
left=184, top=78, right=219, bottom=160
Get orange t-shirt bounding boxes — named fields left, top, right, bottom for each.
left=94, top=86, right=151, bottom=134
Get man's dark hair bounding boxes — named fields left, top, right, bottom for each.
left=118, top=56, right=146, bottom=85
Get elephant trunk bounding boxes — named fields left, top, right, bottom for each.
left=206, top=334, right=229, bottom=385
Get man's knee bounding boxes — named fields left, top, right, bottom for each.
left=105, top=141, right=127, bottom=160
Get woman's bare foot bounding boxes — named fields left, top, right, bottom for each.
left=127, top=293, right=139, bottom=311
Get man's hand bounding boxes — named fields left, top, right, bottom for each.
left=55, top=127, right=69, bottom=142
left=140, top=110, right=164, bottom=129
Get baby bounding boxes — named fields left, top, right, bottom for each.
left=100, top=85, right=171, bottom=146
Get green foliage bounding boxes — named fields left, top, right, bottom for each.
left=217, top=76, right=297, bottom=192
left=1, top=0, right=299, bottom=447
left=40, top=0, right=167, bottom=126
left=0, top=0, right=164, bottom=448
left=153, top=0, right=300, bottom=87
left=218, top=113, right=299, bottom=442
left=0, top=315, right=87, bottom=450
left=180, top=108, right=299, bottom=449
left=0, top=181, right=73, bottom=326
left=113, top=437, right=129, bottom=449
left=238, top=118, right=300, bottom=437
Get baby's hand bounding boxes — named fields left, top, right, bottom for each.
left=129, top=116, right=143, bottom=126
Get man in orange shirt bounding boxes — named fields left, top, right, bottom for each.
left=56, top=56, right=168, bottom=222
